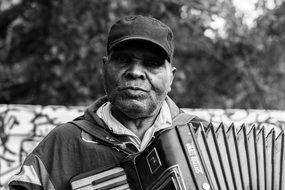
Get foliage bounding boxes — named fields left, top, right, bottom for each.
left=0, top=0, right=285, bottom=109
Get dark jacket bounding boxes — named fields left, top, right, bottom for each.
left=8, top=96, right=207, bottom=190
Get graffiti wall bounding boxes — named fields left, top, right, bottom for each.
left=0, top=104, right=85, bottom=186
left=0, top=104, right=284, bottom=187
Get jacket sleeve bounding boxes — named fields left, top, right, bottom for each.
left=7, top=153, right=55, bottom=190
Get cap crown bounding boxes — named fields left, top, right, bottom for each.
left=107, top=15, right=174, bottom=62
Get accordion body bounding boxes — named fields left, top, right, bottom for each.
left=71, top=123, right=285, bottom=190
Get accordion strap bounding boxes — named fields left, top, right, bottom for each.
left=69, top=120, right=135, bottom=155
left=69, top=112, right=197, bottom=155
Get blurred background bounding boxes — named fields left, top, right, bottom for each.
left=1, top=1, right=285, bottom=186
left=1, top=0, right=285, bottom=109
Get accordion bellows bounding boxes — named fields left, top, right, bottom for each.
left=71, top=123, right=285, bottom=190
left=195, top=123, right=285, bottom=190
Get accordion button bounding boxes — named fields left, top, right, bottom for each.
left=202, top=183, right=211, bottom=190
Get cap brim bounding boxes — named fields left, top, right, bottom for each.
left=109, top=36, right=171, bottom=62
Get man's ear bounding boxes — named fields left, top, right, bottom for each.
left=102, top=56, right=108, bottom=65
left=100, top=56, right=108, bottom=79
left=170, top=66, right=176, bottom=85
left=167, top=66, right=176, bottom=93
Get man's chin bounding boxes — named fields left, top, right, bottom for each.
left=115, top=99, right=156, bottom=118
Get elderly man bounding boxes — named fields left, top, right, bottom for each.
left=8, top=15, right=206, bottom=190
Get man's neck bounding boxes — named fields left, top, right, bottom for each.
left=111, top=107, right=160, bottom=140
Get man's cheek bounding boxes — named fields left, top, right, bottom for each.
left=153, top=79, right=170, bottom=94
left=105, top=71, right=119, bottom=86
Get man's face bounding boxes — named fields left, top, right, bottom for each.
left=102, top=43, right=175, bottom=119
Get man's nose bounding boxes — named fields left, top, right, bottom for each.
left=125, top=61, right=146, bottom=80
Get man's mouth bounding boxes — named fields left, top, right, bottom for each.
left=119, top=86, right=148, bottom=92
left=118, top=86, right=149, bottom=97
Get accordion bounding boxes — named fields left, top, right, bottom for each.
left=70, top=122, right=285, bottom=190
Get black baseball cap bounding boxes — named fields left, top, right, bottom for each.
left=107, top=15, right=174, bottom=62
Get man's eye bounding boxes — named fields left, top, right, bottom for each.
left=116, top=56, right=131, bottom=64
left=144, top=59, right=163, bottom=67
